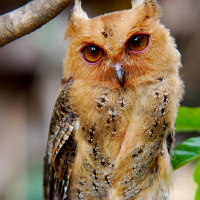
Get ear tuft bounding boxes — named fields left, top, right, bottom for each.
left=131, top=0, right=145, bottom=8
left=73, top=0, right=89, bottom=19
left=132, top=0, right=161, bottom=19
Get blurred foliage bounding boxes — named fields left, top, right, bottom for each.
left=194, top=159, right=200, bottom=200
left=172, top=106, right=200, bottom=200
left=171, top=137, right=200, bottom=170
left=176, top=107, right=200, bottom=132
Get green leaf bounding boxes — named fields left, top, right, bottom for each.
left=194, top=159, right=200, bottom=200
left=171, top=137, right=200, bottom=170
left=176, top=107, right=200, bottom=132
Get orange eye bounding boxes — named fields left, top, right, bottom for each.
left=82, top=45, right=103, bottom=63
left=127, top=34, right=149, bottom=52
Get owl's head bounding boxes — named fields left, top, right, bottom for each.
left=63, top=0, right=181, bottom=88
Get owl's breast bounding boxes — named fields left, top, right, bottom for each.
left=68, top=87, right=134, bottom=199
left=76, top=87, right=133, bottom=160
left=68, top=78, right=177, bottom=199
left=94, top=89, right=131, bottom=125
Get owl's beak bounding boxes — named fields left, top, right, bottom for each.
left=112, top=62, right=124, bottom=87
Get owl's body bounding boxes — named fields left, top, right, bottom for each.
left=43, top=0, right=184, bottom=200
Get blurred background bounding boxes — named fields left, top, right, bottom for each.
left=0, top=0, right=199, bottom=199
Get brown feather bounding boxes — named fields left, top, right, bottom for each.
left=44, top=78, right=78, bottom=200
left=44, top=0, right=184, bottom=199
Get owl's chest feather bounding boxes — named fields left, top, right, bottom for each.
left=68, top=89, right=133, bottom=199
left=78, top=88, right=132, bottom=158
left=68, top=79, right=174, bottom=199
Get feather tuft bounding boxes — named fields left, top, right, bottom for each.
left=131, top=0, right=145, bottom=8
left=73, top=0, right=89, bottom=19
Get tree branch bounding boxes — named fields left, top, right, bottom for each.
left=0, top=0, right=73, bottom=48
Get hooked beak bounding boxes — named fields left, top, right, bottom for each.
left=112, top=62, right=124, bottom=87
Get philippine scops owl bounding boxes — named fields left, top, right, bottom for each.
left=43, top=0, right=184, bottom=199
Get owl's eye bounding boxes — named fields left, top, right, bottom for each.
left=127, top=34, right=150, bottom=52
left=82, top=45, right=104, bottom=64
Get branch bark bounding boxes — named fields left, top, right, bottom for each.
left=0, top=0, right=73, bottom=48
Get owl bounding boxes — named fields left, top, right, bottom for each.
left=43, top=0, right=184, bottom=199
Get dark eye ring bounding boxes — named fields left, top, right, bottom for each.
left=127, top=34, right=150, bottom=53
left=81, top=45, right=104, bottom=64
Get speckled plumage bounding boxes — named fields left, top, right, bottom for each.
left=43, top=0, right=184, bottom=199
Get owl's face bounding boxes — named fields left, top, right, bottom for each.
left=63, top=0, right=180, bottom=89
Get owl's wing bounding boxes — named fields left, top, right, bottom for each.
left=43, top=78, right=78, bottom=200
